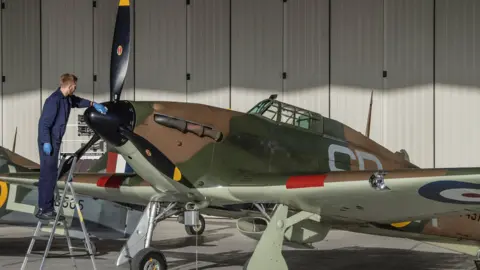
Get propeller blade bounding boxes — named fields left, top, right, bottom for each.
left=57, top=134, right=100, bottom=180
left=110, top=0, right=131, bottom=102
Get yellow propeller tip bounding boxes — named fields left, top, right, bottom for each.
left=119, top=0, right=129, bottom=6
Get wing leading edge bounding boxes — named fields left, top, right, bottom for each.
left=217, top=167, right=480, bottom=223
left=0, top=172, right=162, bottom=206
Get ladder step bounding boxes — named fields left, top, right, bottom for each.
left=32, top=235, right=51, bottom=241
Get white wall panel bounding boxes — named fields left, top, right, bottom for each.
left=383, top=0, right=434, bottom=168
left=231, top=0, right=283, bottom=112
left=42, top=0, right=94, bottom=156
left=330, top=0, right=384, bottom=143
left=283, top=0, right=329, bottom=116
left=94, top=0, right=134, bottom=102
left=2, top=0, right=41, bottom=163
left=135, top=0, right=186, bottom=102
left=435, top=0, right=480, bottom=167
left=186, top=0, right=230, bottom=109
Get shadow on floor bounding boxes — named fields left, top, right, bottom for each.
left=162, top=247, right=476, bottom=270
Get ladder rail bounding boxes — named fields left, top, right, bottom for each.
left=69, top=181, right=97, bottom=269
left=21, top=153, right=97, bottom=270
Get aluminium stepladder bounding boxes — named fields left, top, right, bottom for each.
left=21, top=154, right=97, bottom=270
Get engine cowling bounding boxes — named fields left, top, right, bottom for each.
left=236, top=216, right=331, bottom=246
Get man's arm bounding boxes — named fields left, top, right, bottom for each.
left=39, top=97, right=59, bottom=144
left=70, top=95, right=92, bottom=108
left=71, top=94, right=108, bottom=114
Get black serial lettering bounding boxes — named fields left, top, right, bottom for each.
left=54, top=196, right=84, bottom=211
left=466, top=214, right=480, bottom=222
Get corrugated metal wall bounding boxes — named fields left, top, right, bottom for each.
left=330, top=0, right=384, bottom=145
left=1, top=0, right=480, bottom=168
left=383, top=0, right=434, bottom=168
left=435, top=0, right=480, bottom=167
left=42, top=0, right=94, bottom=155
left=135, top=0, right=186, bottom=102
left=283, top=0, right=329, bottom=116
left=187, top=0, right=230, bottom=108
left=231, top=0, right=283, bottom=112
left=2, top=0, right=41, bottom=163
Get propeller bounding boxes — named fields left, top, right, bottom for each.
left=110, top=0, right=131, bottom=102
left=57, top=0, right=131, bottom=180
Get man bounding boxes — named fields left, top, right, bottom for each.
left=35, top=73, right=108, bottom=220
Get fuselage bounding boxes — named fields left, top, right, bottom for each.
left=84, top=98, right=480, bottom=248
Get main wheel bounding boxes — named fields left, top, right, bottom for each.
left=184, top=214, right=205, bottom=235
left=131, top=247, right=167, bottom=270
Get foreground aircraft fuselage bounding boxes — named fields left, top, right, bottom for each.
left=83, top=96, right=480, bottom=253
left=0, top=147, right=139, bottom=241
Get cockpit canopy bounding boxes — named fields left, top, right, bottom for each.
left=247, top=94, right=325, bottom=134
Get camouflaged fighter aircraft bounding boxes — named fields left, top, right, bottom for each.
left=5, top=0, right=480, bottom=269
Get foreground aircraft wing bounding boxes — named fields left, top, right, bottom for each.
left=0, top=172, right=162, bottom=206
left=223, top=167, right=480, bottom=223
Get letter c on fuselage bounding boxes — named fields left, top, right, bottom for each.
left=328, top=144, right=383, bottom=171
left=328, top=144, right=356, bottom=171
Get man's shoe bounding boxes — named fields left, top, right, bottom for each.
left=35, top=209, right=65, bottom=221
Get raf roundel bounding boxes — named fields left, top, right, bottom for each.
left=418, top=180, right=480, bottom=204
left=117, top=45, right=123, bottom=56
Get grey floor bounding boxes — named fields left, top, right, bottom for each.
left=0, top=217, right=476, bottom=270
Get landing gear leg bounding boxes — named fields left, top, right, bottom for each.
left=116, top=201, right=179, bottom=269
left=244, top=204, right=320, bottom=270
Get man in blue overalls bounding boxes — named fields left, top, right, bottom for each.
left=35, top=73, right=108, bottom=220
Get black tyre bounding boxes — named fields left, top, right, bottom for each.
left=184, top=214, right=205, bottom=235
left=131, top=247, right=167, bottom=270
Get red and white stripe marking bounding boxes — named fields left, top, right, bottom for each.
left=286, top=175, right=326, bottom=189
left=106, top=152, right=128, bottom=173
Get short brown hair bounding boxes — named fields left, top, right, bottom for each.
left=60, top=73, right=78, bottom=87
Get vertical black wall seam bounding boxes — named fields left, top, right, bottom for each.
left=382, top=0, right=385, bottom=142
left=228, top=0, right=232, bottom=109
left=282, top=0, right=285, bottom=98
left=40, top=0, right=42, bottom=114
left=185, top=1, right=187, bottom=102
left=328, top=0, right=331, bottom=118
left=92, top=0, right=95, bottom=100
left=432, top=0, right=436, bottom=168
left=133, top=0, right=135, bottom=101
left=1, top=0, right=3, bottom=147
left=185, top=0, right=189, bottom=102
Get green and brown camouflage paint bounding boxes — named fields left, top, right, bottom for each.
left=124, top=98, right=480, bottom=244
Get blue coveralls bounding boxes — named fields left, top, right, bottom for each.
left=37, top=88, right=92, bottom=212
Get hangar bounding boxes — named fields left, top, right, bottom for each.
left=0, top=0, right=477, bottom=170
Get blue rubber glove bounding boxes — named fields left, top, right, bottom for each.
left=43, top=143, right=52, bottom=155
left=93, top=103, right=108, bottom=114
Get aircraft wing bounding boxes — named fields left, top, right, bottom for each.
left=0, top=172, right=163, bottom=206
left=224, top=167, right=480, bottom=224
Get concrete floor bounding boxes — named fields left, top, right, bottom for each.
left=0, top=217, right=477, bottom=270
